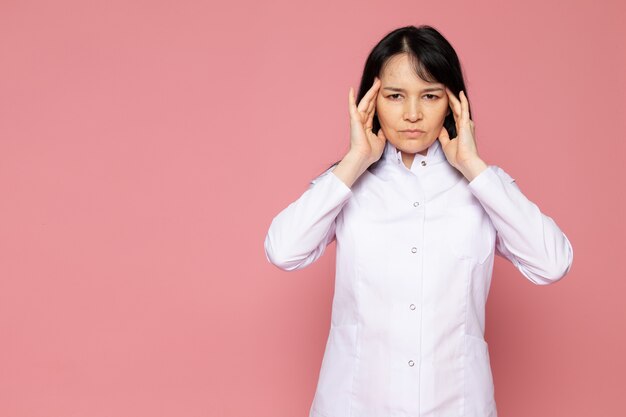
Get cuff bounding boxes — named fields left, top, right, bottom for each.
left=468, top=165, right=498, bottom=190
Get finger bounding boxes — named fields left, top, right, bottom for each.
left=349, top=87, right=359, bottom=120
left=358, top=78, right=380, bottom=113
left=360, top=88, right=377, bottom=129
left=366, top=90, right=378, bottom=126
left=446, top=87, right=461, bottom=118
left=446, top=87, right=462, bottom=121
left=357, top=77, right=381, bottom=113
left=460, top=90, right=469, bottom=124
left=378, top=127, right=387, bottom=141
left=366, top=99, right=376, bottom=129
left=349, top=87, right=354, bottom=114
left=438, top=125, right=450, bottom=148
left=366, top=92, right=376, bottom=115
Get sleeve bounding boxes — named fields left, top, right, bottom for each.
left=467, top=165, right=574, bottom=285
left=264, top=166, right=353, bottom=271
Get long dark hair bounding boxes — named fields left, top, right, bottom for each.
left=313, top=24, right=472, bottom=180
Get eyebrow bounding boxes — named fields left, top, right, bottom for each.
left=383, top=86, right=444, bottom=93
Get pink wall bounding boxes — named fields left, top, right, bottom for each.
left=1, top=0, right=624, bottom=416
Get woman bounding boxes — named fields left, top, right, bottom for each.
left=264, top=25, right=573, bottom=417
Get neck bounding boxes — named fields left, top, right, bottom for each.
left=401, top=148, right=427, bottom=170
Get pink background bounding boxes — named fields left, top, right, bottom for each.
left=1, top=0, right=624, bottom=416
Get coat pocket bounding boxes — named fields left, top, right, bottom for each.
left=444, top=203, right=495, bottom=264
left=463, top=334, right=497, bottom=416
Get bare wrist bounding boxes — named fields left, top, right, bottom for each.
left=459, top=158, right=488, bottom=182
left=344, top=150, right=374, bottom=171
left=331, top=151, right=372, bottom=188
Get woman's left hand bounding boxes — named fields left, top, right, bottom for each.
left=438, top=88, right=488, bottom=181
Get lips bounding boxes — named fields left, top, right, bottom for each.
left=401, top=129, right=425, bottom=138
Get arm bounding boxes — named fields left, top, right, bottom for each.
left=467, top=165, right=574, bottom=285
left=265, top=77, right=384, bottom=271
left=264, top=152, right=369, bottom=271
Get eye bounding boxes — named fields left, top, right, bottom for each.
left=424, top=94, right=439, bottom=100
left=388, top=94, right=402, bottom=100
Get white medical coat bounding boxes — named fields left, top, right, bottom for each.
left=264, top=138, right=574, bottom=417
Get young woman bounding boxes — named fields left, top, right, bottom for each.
left=264, top=25, right=573, bottom=417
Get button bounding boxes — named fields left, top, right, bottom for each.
left=413, top=201, right=419, bottom=207
left=408, top=360, right=415, bottom=367
left=421, top=160, right=427, bottom=166
left=409, top=304, right=416, bottom=310
left=411, top=247, right=417, bottom=253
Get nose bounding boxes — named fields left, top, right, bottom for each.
left=403, top=99, right=422, bottom=121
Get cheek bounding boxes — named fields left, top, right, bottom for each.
left=375, top=101, right=388, bottom=122
left=430, top=103, right=449, bottom=122
left=376, top=101, right=397, bottom=123
left=440, top=100, right=451, bottom=116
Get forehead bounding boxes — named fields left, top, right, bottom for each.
left=380, top=54, right=441, bottom=88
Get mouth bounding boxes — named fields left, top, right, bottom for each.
left=400, top=129, right=426, bottom=138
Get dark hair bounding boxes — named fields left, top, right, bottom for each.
left=314, top=24, right=472, bottom=180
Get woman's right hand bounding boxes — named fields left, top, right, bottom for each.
left=348, top=77, right=387, bottom=165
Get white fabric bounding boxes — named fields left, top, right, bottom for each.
left=264, top=138, right=574, bottom=417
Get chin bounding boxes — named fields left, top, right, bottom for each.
left=394, top=137, right=432, bottom=154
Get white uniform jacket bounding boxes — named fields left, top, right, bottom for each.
left=264, top=138, right=574, bottom=417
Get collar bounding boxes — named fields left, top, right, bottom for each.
left=381, top=137, right=447, bottom=171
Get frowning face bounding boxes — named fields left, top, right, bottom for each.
left=375, top=53, right=450, bottom=168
